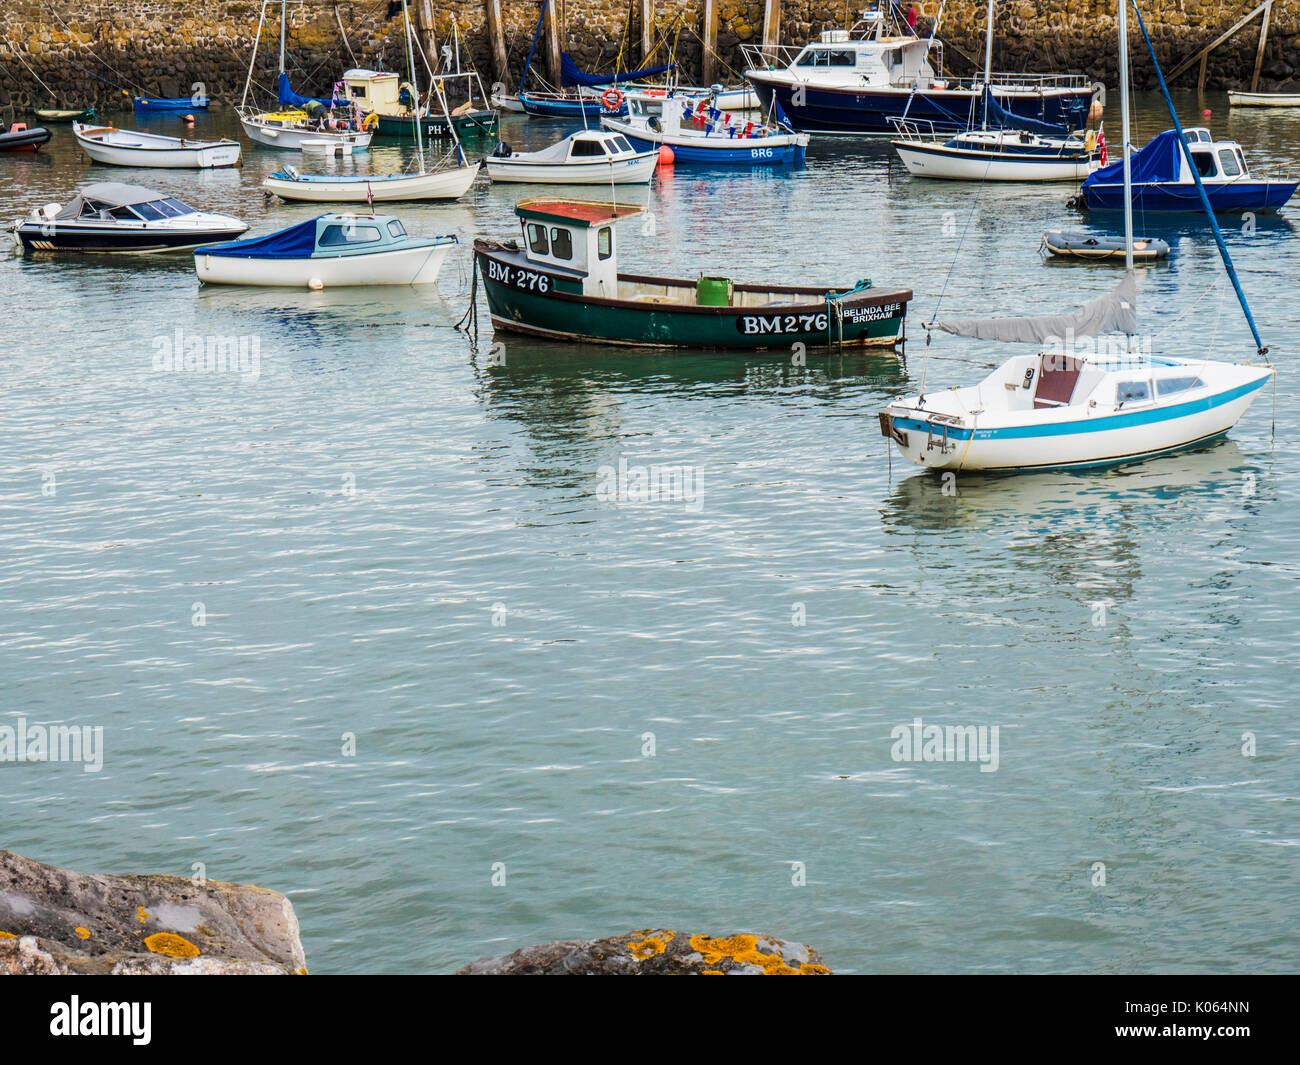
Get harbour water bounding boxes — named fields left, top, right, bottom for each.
left=1, top=91, right=1297, bottom=974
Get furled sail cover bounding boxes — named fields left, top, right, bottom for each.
left=982, top=88, right=1069, bottom=137
left=932, top=272, right=1138, bottom=342
left=559, top=51, right=674, bottom=87
left=1084, top=129, right=1183, bottom=187
left=202, top=217, right=321, bottom=258
left=277, top=72, right=348, bottom=109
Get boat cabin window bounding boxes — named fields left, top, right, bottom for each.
left=318, top=223, right=382, bottom=246
left=132, top=202, right=166, bottom=221
left=597, top=226, right=612, bottom=260
left=1191, top=151, right=1217, bottom=178
left=612, top=135, right=634, bottom=153
left=1116, top=380, right=1151, bottom=403
left=1156, top=375, right=1206, bottom=397
left=387, top=219, right=407, bottom=238
left=80, top=199, right=108, bottom=219
left=1218, top=149, right=1241, bottom=177
left=526, top=222, right=550, bottom=255
left=795, top=48, right=857, bottom=67
left=570, top=138, right=607, bottom=157
left=162, top=198, right=194, bottom=216
left=549, top=227, right=573, bottom=260
left=106, top=206, right=139, bottom=221
left=1185, top=128, right=1212, bottom=144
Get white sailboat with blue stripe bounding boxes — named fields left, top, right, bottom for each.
left=880, top=0, right=1275, bottom=474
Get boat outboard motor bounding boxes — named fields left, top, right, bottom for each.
left=492, top=141, right=512, bottom=158
left=284, top=164, right=300, bottom=180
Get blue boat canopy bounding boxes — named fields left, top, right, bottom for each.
left=982, top=88, right=1069, bottom=137
left=559, top=51, right=673, bottom=88
left=202, top=216, right=321, bottom=258
left=1084, top=129, right=1183, bottom=187
left=277, top=72, right=348, bottom=109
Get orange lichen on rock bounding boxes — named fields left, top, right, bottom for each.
left=627, top=930, right=675, bottom=961
left=74, top=927, right=90, bottom=940
left=144, top=932, right=200, bottom=958
left=0, top=931, right=15, bottom=939
left=688, top=933, right=824, bottom=975
left=135, top=906, right=151, bottom=924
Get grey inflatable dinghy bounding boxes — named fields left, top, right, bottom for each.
left=1041, top=230, right=1170, bottom=262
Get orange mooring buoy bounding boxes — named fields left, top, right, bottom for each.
left=658, top=145, right=675, bottom=165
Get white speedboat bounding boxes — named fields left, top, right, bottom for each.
left=194, top=213, right=456, bottom=287
left=72, top=123, right=241, bottom=168
left=1227, top=91, right=1300, bottom=107
left=263, top=160, right=479, bottom=202
left=483, top=130, right=657, bottom=184
left=10, top=182, right=247, bottom=253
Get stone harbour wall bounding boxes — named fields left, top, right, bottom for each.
left=0, top=0, right=1297, bottom=115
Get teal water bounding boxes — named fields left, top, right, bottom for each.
left=1, top=91, right=1297, bottom=974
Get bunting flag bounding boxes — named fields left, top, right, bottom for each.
left=1097, top=125, right=1107, bottom=167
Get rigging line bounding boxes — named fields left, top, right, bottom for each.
left=1129, top=0, right=1268, bottom=359
left=6, top=46, right=59, bottom=100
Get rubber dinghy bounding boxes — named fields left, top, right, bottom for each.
left=194, top=213, right=457, bottom=287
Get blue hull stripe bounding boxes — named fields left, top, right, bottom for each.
left=621, top=132, right=802, bottom=166
left=1083, top=181, right=1297, bottom=212
left=893, top=376, right=1268, bottom=441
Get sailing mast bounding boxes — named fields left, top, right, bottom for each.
left=240, top=1, right=270, bottom=110
left=981, top=0, right=995, bottom=129
left=279, top=0, right=287, bottom=77
left=402, top=0, right=426, bottom=171
left=1118, top=0, right=1134, bottom=272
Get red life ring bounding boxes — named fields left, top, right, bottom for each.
left=601, top=88, right=624, bottom=111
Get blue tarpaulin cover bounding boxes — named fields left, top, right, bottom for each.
left=1084, top=129, right=1183, bottom=187
left=202, top=217, right=321, bottom=258
left=559, top=52, right=673, bottom=87
left=277, top=72, right=347, bottom=109
left=982, top=88, right=1068, bottom=137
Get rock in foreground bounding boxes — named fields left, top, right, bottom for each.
left=0, top=850, right=305, bottom=975
left=457, top=930, right=831, bottom=975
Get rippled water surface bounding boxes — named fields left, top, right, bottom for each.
left=1, top=92, right=1297, bottom=973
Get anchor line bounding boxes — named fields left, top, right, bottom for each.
left=454, top=252, right=480, bottom=337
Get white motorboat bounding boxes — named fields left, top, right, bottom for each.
left=879, top=0, right=1274, bottom=474
left=72, top=123, right=241, bottom=168
left=263, top=160, right=478, bottom=202
left=10, top=182, right=247, bottom=253
left=483, top=130, right=657, bottom=185
left=1227, top=91, right=1300, bottom=107
left=194, top=213, right=456, bottom=287
left=601, top=94, right=808, bottom=167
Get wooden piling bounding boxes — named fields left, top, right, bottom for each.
left=701, top=0, right=718, bottom=86
left=762, top=0, right=782, bottom=49
left=1251, top=0, right=1271, bottom=92
left=416, top=0, right=439, bottom=74
left=485, top=0, right=510, bottom=89
left=641, top=0, right=654, bottom=62
left=545, top=0, right=562, bottom=87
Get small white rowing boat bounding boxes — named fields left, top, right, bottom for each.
left=72, top=123, right=241, bottom=168
left=483, top=130, right=657, bottom=185
left=1227, top=91, right=1300, bottom=107
left=262, top=161, right=479, bottom=202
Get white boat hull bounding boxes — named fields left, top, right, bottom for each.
left=240, top=116, right=372, bottom=152
left=886, top=373, right=1272, bottom=472
left=72, top=124, right=241, bottom=169
left=484, top=152, right=657, bottom=184
left=262, top=163, right=478, bottom=202
left=1228, top=91, right=1300, bottom=107
left=894, top=142, right=1095, bottom=181
left=196, top=242, right=452, bottom=287
left=491, top=93, right=526, bottom=113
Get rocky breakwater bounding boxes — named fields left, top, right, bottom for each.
left=458, top=929, right=832, bottom=974
left=0, top=849, right=306, bottom=975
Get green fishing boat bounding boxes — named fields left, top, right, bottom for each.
left=35, top=108, right=95, bottom=123
left=473, top=198, right=912, bottom=350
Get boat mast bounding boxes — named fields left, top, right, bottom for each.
left=241, top=0, right=270, bottom=110
left=1118, top=0, right=1133, bottom=271
left=279, top=0, right=287, bottom=75
left=982, top=0, right=995, bottom=128
left=402, top=0, right=426, bottom=170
